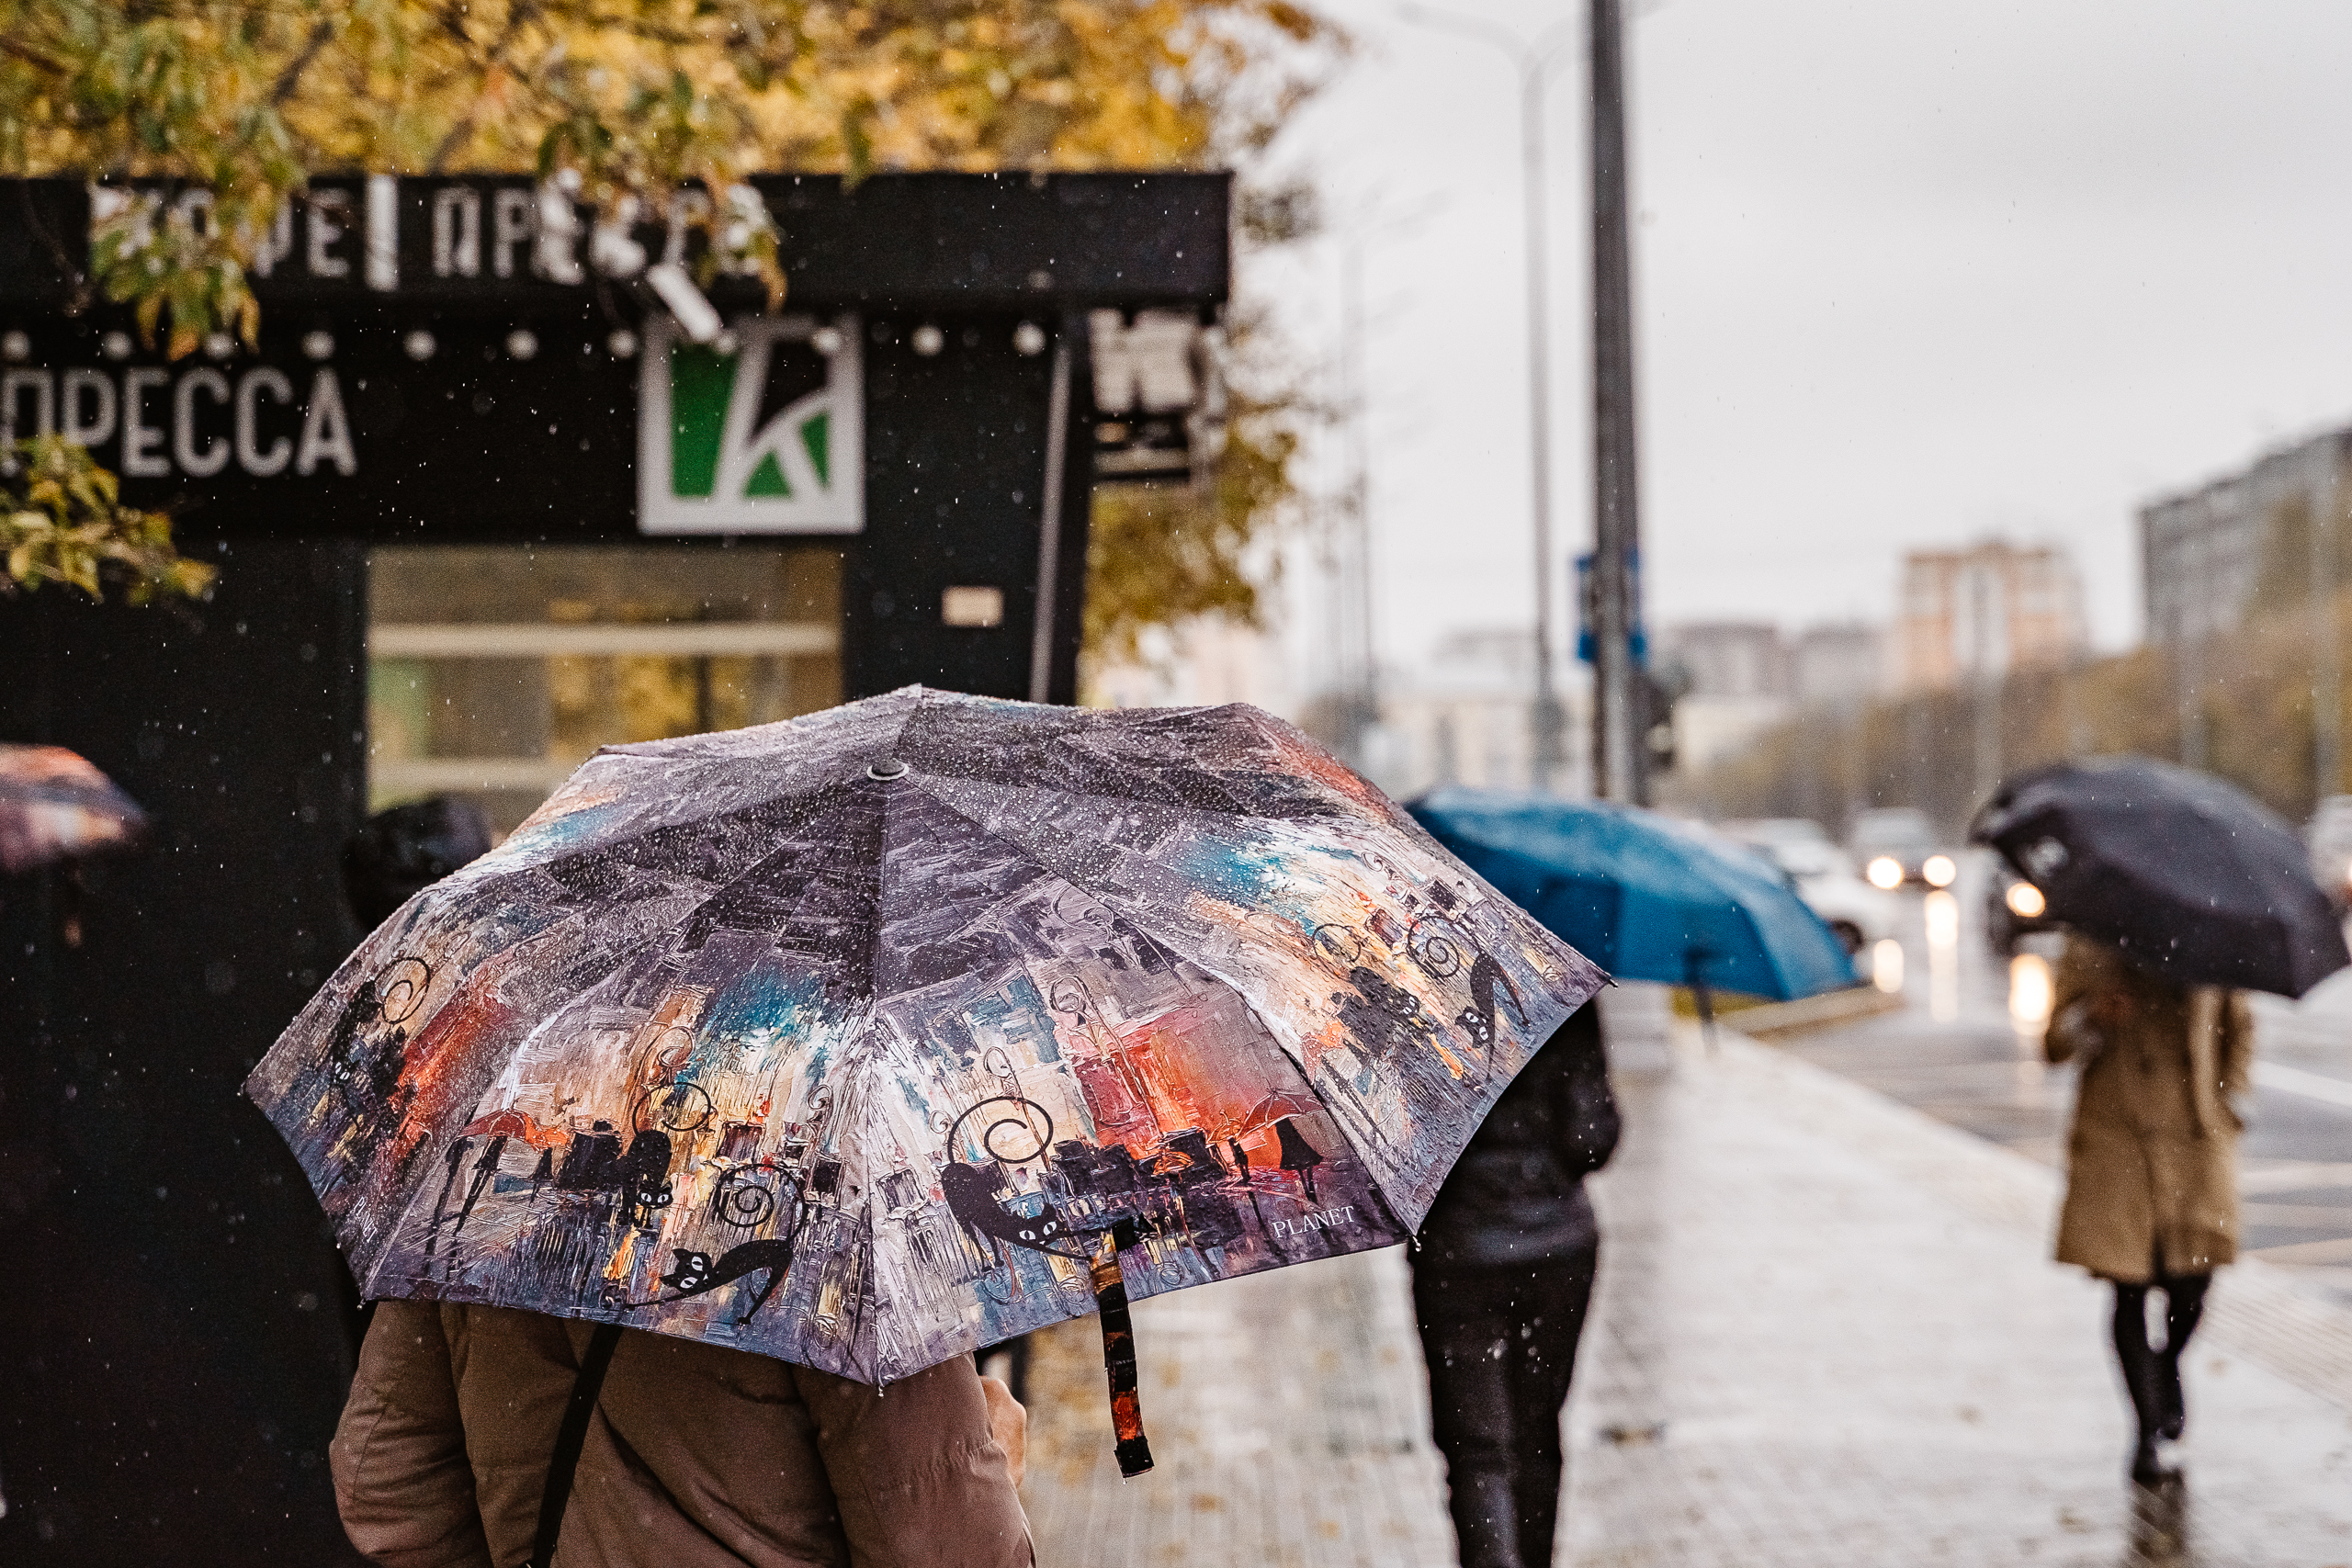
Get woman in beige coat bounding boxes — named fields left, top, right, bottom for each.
left=2045, top=934, right=2253, bottom=1485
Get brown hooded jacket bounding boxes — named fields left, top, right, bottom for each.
left=331, top=1301, right=1034, bottom=1568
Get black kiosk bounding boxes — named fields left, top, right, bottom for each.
left=0, top=172, right=1228, bottom=1563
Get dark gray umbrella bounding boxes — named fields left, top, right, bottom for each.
left=1971, top=756, right=2350, bottom=998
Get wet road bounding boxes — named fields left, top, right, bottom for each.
left=1783, top=852, right=2352, bottom=1309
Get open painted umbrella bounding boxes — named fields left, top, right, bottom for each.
left=1408, top=789, right=1857, bottom=1004
left=247, top=688, right=1602, bottom=1473
left=0, top=743, right=148, bottom=874
left=1972, top=755, right=2349, bottom=998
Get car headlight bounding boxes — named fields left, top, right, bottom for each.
left=2005, top=881, right=2046, bottom=919
left=1922, top=854, right=1957, bottom=887
left=1865, top=856, right=1904, bottom=890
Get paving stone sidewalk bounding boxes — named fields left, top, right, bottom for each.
left=1017, top=1032, right=2352, bottom=1567
left=1018, top=1242, right=1453, bottom=1568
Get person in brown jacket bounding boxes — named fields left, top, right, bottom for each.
left=332, top=1301, right=1035, bottom=1568
left=2045, top=933, right=2253, bottom=1486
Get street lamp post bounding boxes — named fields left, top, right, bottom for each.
left=2315, top=481, right=2341, bottom=801
left=1331, top=236, right=1379, bottom=770
left=1399, top=6, right=1577, bottom=792
left=1588, top=0, right=1645, bottom=804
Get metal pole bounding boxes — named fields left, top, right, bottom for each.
left=1589, top=0, right=1645, bottom=803
left=1340, top=241, right=1378, bottom=767
left=2316, top=468, right=2341, bottom=801
left=1519, top=61, right=1568, bottom=792
left=1027, top=331, right=1075, bottom=704
left=2180, top=533, right=2206, bottom=770
left=1398, top=6, right=1576, bottom=792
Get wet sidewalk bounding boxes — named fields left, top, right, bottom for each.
left=1016, top=1029, right=2352, bottom=1566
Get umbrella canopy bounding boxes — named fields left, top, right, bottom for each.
left=1971, top=755, right=2350, bottom=998
left=1408, top=789, right=1857, bottom=1001
left=247, top=689, right=1603, bottom=1391
left=0, top=743, right=148, bottom=874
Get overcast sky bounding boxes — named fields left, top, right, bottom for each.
left=1254, top=0, right=2352, bottom=673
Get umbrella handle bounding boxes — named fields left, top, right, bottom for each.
left=1091, top=1219, right=1154, bottom=1478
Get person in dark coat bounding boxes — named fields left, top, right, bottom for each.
left=1413, top=1001, right=1621, bottom=1568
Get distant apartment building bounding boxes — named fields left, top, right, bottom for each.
left=1657, top=622, right=1786, bottom=702
left=1788, top=623, right=1886, bottom=710
left=1655, top=621, right=1887, bottom=710
left=1375, top=628, right=1591, bottom=798
left=1089, top=615, right=1292, bottom=715
left=1894, top=540, right=2086, bottom=693
left=1651, top=622, right=1791, bottom=772
left=1650, top=620, right=1885, bottom=771
left=2141, top=426, right=2351, bottom=645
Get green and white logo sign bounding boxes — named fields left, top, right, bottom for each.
left=639, top=313, right=863, bottom=534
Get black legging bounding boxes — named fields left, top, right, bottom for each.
left=1413, top=1250, right=1600, bottom=1568
left=2111, top=1273, right=2210, bottom=1441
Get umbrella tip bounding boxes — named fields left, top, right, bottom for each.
left=866, top=759, right=910, bottom=781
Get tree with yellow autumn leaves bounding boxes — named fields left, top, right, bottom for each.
left=0, top=0, right=1340, bottom=655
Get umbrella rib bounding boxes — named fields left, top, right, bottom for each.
left=351, top=789, right=903, bottom=1304
left=438, top=764, right=889, bottom=936
left=901, top=780, right=1442, bottom=1235
left=344, top=921, right=656, bottom=1299
left=467, top=690, right=933, bottom=882
left=470, top=699, right=1332, bottom=908
left=905, top=780, right=1250, bottom=963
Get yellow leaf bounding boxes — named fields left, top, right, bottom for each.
left=6, top=0, right=1340, bottom=626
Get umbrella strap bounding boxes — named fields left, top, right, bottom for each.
left=1091, top=1219, right=1153, bottom=1478
left=528, top=1322, right=623, bottom=1568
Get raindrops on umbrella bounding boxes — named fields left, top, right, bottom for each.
left=246, top=687, right=1604, bottom=1472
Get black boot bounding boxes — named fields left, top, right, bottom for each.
left=2112, top=1284, right=2174, bottom=1487
left=2129, top=1432, right=2173, bottom=1487
left=2157, top=1273, right=2210, bottom=1441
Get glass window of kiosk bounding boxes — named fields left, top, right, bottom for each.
left=368, top=544, right=843, bottom=832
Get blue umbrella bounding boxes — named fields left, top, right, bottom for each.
left=1408, top=789, right=1858, bottom=1002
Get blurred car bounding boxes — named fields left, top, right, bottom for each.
left=1848, top=807, right=1949, bottom=889
left=1984, top=858, right=2061, bottom=957
left=1722, top=818, right=1900, bottom=957
left=2308, top=795, right=2352, bottom=909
